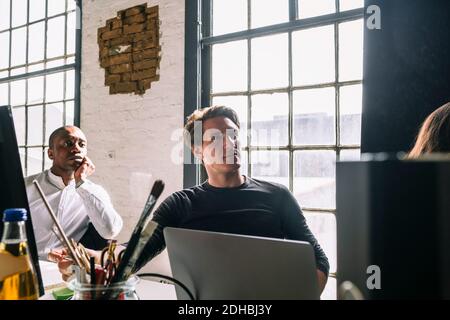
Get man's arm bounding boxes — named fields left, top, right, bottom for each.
left=73, top=156, right=122, bottom=238
left=76, top=181, right=123, bottom=239
left=130, top=192, right=186, bottom=272
left=277, top=185, right=330, bottom=294
left=317, top=269, right=327, bottom=294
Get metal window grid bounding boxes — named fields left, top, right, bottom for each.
left=0, top=0, right=81, bottom=176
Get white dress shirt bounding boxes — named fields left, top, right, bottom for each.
left=25, top=169, right=123, bottom=259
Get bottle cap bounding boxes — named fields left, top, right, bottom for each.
left=3, top=208, right=28, bottom=222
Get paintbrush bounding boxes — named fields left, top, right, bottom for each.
left=33, top=180, right=83, bottom=268
left=111, top=180, right=164, bottom=283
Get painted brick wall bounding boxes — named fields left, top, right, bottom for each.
left=81, top=0, right=184, bottom=275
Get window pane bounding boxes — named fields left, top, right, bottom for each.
left=47, top=16, right=65, bottom=58
left=28, top=76, right=44, bottom=104
left=251, top=0, right=289, bottom=29
left=251, top=33, right=288, bottom=90
left=340, top=0, right=364, bottom=11
left=27, top=147, right=43, bottom=176
left=298, top=0, right=335, bottom=19
left=240, top=150, right=248, bottom=176
left=45, top=72, right=64, bottom=102
left=10, top=67, right=25, bottom=76
left=48, top=0, right=66, bottom=17
left=0, top=71, right=8, bottom=79
left=294, top=151, right=336, bottom=209
left=0, top=32, right=10, bottom=69
left=339, top=19, right=363, bottom=81
left=11, top=27, right=27, bottom=66
left=251, top=151, right=289, bottom=188
left=212, top=95, right=248, bottom=147
left=46, top=58, right=65, bottom=69
left=12, top=0, right=27, bottom=28
left=45, top=103, right=64, bottom=144
left=212, top=40, right=247, bottom=93
left=339, top=149, right=360, bottom=161
left=65, top=101, right=74, bottom=125
left=30, top=0, right=46, bottom=22
left=293, top=87, right=335, bottom=146
left=10, top=80, right=26, bottom=106
left=68, top=0, right=77, bottom=11
left=340, top=84, right=362, bottom=145
left=0, top=83, right=8, bottom=105
left=0, top=0, right=10, bottom=31
left=28, top=63, right=44, bottom=72
left=67, top=11, right=76, bottom=55
left=213, top=0, right=247, bottom=36
left=28, top=105, right=43, bottom=145
left=28, top=22, right=45, bottom=63
left=12, top=107, right=25, bottom=146
left=251, top=93, right=288, bottom=146
left=19, top=147, right=26, bottom=174
left=65, top=70, right=75, bottom=99
left=304, top=211, right=336, bottom=273
left=293, top=25, right=335, bottom=86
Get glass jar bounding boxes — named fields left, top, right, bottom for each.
left=68, top=275, right=140, bottom=300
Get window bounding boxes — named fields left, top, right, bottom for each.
left=0, top=0, right=80, bottom=176
left=186, top=0, right=364, bottom=299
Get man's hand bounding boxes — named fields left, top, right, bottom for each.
left=74, top=156, right=95, bottom=185
left=48, top=248, right=74, bottom=282
left=48, top=248, right=102, bottom=282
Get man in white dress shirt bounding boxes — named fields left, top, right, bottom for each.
left=25, top=126, right=123, bottom=260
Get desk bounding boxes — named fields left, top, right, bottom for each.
left=38, top=260, right=177, bottom=300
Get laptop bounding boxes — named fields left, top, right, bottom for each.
left=163, top=227, right=319, bottom=300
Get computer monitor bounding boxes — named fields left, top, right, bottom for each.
left=337, top=155, right=450, bottom=299
left=0, top=105, right=44, bottom=297
left=164, top=227, right=319, bottom=300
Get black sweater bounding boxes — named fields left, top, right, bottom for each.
left=134, top=177, right=330, bottom=276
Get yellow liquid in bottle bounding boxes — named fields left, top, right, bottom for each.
left=0, top=242, right=39, bottom=300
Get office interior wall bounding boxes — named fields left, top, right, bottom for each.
left=80, top=0, right=185, bottom=274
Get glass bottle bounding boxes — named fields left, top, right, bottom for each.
left=0, top=208, right=39, bottom=300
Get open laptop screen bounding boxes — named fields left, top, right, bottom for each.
left=0, top=105, right=45, bottom=297
left=164, top=227, right=319, bottom=300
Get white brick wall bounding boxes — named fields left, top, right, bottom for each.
left=81, top=0, right=184, bottom=275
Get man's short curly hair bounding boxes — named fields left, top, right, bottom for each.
left=184, top=106, right=240, bottom=148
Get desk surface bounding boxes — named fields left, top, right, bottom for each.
left=39, top=260, right=177, bottom=300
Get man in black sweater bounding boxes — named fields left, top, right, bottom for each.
left=54, top=106, right=329, bottom=293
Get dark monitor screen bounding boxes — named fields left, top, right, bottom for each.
left=0, top=105, right=44, bottom=297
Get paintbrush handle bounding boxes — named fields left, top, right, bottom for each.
left=121, top=221, right=158, bottom=280
left=33, top=180, right=83, bottom=267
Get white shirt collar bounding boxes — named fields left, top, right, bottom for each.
left=46, top=169, right=75, bottom=189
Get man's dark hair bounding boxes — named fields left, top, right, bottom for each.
left=184, top=106, right=240, bottom=148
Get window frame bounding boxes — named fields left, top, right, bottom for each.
left=0, top=0, right=82, bottom=176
